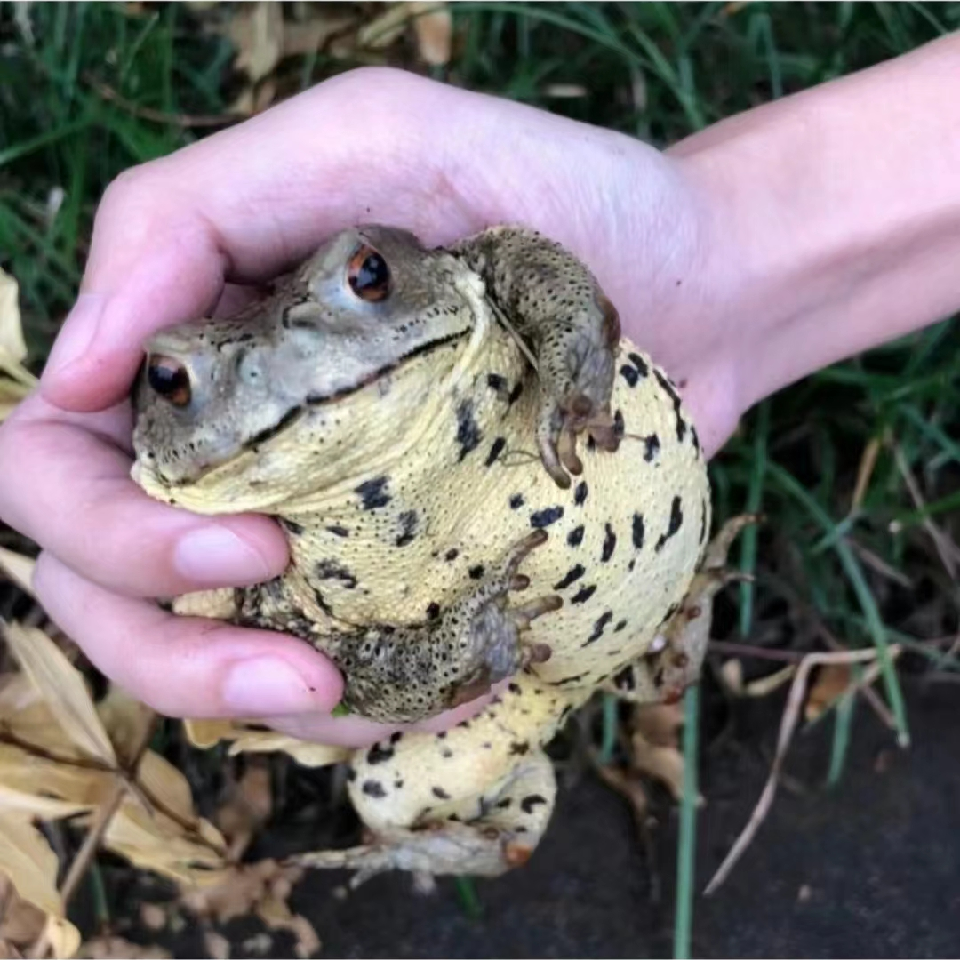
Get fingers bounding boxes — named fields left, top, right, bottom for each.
left=0, top=396, right=289, bottom=598
left=264, top=685, right=502, bottom=749
left=40, top=67, right=487, bottom=414
left=34, top=551, right=501, bottom=748
left=33, top=552, right=343, bottom=719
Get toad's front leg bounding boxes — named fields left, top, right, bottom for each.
left=231, top=531, right=561, bottom=725
left=450, top=227, right=622, bottom=488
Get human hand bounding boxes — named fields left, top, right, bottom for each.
left=0, top=67, right=743, bottom=747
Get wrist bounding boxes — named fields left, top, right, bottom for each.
left=669, top=33, right=960, bottom=416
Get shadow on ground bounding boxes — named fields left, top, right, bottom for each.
left=145, top=677, right=959, bottom=958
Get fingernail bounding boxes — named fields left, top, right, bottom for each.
left=174, top=526, right=273, bottom=585
left=222, top=658, right=325, bottom=714
left=41, top=293, right=105, bottom=384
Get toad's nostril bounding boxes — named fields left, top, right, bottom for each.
left=146, top=355, right=192, bottom=407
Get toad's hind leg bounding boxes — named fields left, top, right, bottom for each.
left=297, top=752, right=556, bottom=885
left=296, top=677, right=572, bottom=884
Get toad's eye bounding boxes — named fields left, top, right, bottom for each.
left=347, top=244, right=390, bottom=302
left=146, top=355, right=191, bottom=407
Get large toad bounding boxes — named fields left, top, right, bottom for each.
left=131, top=225, right=748, bottom=878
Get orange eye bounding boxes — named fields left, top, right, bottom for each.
left=146, top=355, right=191, bottom=407
left=347, top=244, right=390, bottom=302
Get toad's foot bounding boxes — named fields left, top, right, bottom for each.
left=439, top=529, right=560, bottom=708
left=327, top=531, right=561, bottom=723
left=293, top=753, right=556, bottom=885
left=605, top=515, right=760, bottom=704
left=451, top=226, right=621, bottom=488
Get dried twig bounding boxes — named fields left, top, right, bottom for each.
left=85, top=75, right=242, bottom=128
left=888, top=433, right=960, bottom=579
left=28, top=716, right=159, bottom=959
left=704, top=645, right=901, bottom=896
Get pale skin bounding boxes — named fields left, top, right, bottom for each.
left=0, top=34, right=958, bottom=748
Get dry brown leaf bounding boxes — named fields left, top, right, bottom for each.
left=229, top=1, right=284, bottom=82
left=282, top=13, right=358, bottom=58
left=0, top=816, right=81, bottom=959
left=805, top=663, right=854, bottom=721
left=410, top=2, right=452, bottom=66
left=216, top=761, right=272, bottom=855
left=0, top=269, right=26, bottom=365
left=139, top=902, right=167, bottom=932
left=356, top=2, right=413, bottom=49
left=3, top=623, right=116, bottom=765
left=0, top=548, right=35, bottom=597
left=0, top=267, right=36, bottom=424
left=97, top=752, right=229, bottom=887
left=720, top=657, right=744, bottom=694
left=204, top=930, right=231, bottom=960
left=0, top=875, right=47, bottom=946
left=78, top=934, right=172, bottom=959
left=183, top=719, right=349, bottom=767
left=630, top=703, right=700, bottom=804
left=96, top=686, right=153, bottom=768
left=183, top=859, right=302, bottom=925
left=182, top=857, right=320, bottom=955
left=289, top=912, right=321, bottom=959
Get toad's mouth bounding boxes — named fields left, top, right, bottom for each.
left=138, top=329, right=471, bottom=488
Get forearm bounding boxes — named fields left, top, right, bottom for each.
left=672, top=32, right=960, bottom=416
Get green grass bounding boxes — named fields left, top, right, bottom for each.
left=2, top=2, right=959, bottom=955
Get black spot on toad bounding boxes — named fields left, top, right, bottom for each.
left=485, top=436, right=507, bottom=466
left=584, top=610, right=613, bottom=645
left=280, top=519, right=304, bottom=535
left=567, top=525, right=585, bottom=548
left=486, top=372, right=506, bottom=392
left=613, top=409, right=625, bottom=440
left=314, top=560, right=358, bottom=589
left=601, top=523, right=616, bottom=562
left=555, top=564, right=585, bottom=589
left=654, top=368, right=687, bottom=442
left=366, top=742, right=395, bottom=764
left=444, top=547, right=460, bottom=562
left=632, top=514, right=645, bottom=549
left=655, top=496, right=684, bottom=552
left=628, top=352, right=649, bottom=378
left=507, top=382, right=524, bottom=406
left=643, top=434, right=661, bottom=462
left=530, top=505, right=564, bottom=528
left=456, top=399, right=482, bottom=461
left=521, top=794, right=548, bottom=814
left=574, top=481, right=589, bottom=506
left=614, top=618, right=628, bottom=632
left=509, top=493, right=525, bottom=509
left=426, top=602, right=440, bottom=621
left=468, top=564, right=485, bottom=580
left=362, top=780, right=387, bottom=798
left=325, top=523, right=349, bottom=537
left=356, top=476, right=390, bottom=509
left=571, top=584, right=597, bottom=605
left=620, top=364, right=639, bottom=387
left=432, top=786, right=451, bottom=799
left=508, top=741, right=530, bottom=756
left=395, top=509, right=419, bottom=547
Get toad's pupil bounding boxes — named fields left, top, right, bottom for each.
left=349, top=252, right=390, bottom=300
left=146, top=357, right=191, bottom=406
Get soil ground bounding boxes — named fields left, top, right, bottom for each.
left=116, top=677, right=959, bottom=958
